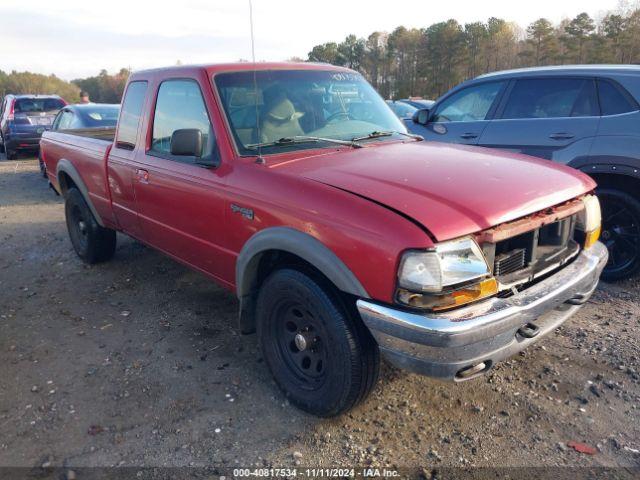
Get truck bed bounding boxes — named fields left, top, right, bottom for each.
left=60, top=127, right=116, bottom=142
left=40, top=129, right=115, bottom=226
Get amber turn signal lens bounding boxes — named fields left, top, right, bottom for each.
left=432, top=277, right=499, bottom=311
left=584, top=226, right=601, bottom=249
left=397, top=277, right=499, bottom=311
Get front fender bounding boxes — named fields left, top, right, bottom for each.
left=235, top=226, right=369, bottom=333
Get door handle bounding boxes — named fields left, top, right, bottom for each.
left=460, top=133, right=478, bottom=139
left=136, top=168, right=149, bottom=183
left=549, top=132, right=575, bottom=140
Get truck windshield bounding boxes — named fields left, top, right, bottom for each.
left=214, top=70, right=406, bottom=155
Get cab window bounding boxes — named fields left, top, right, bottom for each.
left=433, top=82, right=505, bottom=122
left=115, top=81, right=148, bottom=150
left=149, top=79, right=216, bottom=163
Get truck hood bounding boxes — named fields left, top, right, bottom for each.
left=270, top=141, right=595, bottom=241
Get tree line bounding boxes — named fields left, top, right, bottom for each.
left=0, top=69, right=130, bottom=104
left=2, top=8, right=639, bottom=104
left=307, top=8, right=640, bottom=99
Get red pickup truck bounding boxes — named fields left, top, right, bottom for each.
left=41, top=63, right=608, bottom=417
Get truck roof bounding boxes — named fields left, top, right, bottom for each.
left=130, top=62, right=354, bottom=81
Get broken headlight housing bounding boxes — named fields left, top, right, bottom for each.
left=397, top=236, right=498, bottom=311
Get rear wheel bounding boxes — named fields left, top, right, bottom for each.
left=64, top=188, right=116, bottom=264
left=598, top=188, right=640, bottom=281
left=257, top=268, right=379, bottom=417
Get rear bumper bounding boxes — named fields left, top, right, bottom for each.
left=5, top=131, right=45, bottom=150
left=357, top=241, right=608, bottom=381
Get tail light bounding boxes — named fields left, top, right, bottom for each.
left=7, top=100, right=14, bottom=121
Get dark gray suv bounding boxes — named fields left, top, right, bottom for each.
left=408, top=65, right=640, bottom=281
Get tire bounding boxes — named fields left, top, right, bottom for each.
left=64, top=188, right=116, bottom=264
left=256, top=268, right=379, bottom=417
left=5, top=148, right=16, bottom=160
left=597, top=188, right=640, bottom=281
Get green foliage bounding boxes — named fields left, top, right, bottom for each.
left=72, top=68, right=130, bottom=103
left=0, top=68, right=130, bottom=104
left=307, top=9, right=640, bottom=99
left=0, top=70, right=80, bottom=102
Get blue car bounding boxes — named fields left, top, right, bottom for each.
left=36, top=103, right=121, bottom=177
left=0, top=94, right=66, bottom=159
left=408, top=65, right=640, bottom=281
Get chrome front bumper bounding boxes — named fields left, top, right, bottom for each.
left=357, top=241, right=608, bottom=381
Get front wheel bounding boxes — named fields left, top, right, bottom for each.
left=65, top=188, right=116, bottom=264
left=598, top=188, right=640, bottom=281
left=257, top=268, right=379, bottom=417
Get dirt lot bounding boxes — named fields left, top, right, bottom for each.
left=1, top=157, right=639, bottom=475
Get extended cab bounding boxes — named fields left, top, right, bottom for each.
left=41, top=63, right=608, bottom=417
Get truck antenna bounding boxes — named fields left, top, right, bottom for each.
left=249, top=0, right=264, bottom=164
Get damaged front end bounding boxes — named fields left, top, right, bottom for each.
left=357, top=194, right=608, bottom=381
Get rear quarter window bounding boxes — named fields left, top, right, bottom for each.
left=597, top=79, right=639, bottom=116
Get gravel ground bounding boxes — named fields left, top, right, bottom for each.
left=0, top=157, right=639, bottom=475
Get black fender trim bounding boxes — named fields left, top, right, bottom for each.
left=236, top=227, right=369, bottom=333
left=579, top=163, right=640, bottom=179
left=56, top=159, right=105, bottom=227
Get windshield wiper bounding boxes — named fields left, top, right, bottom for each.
left=351, top=130, right=423, bottom=142
left=246, top=136, right=363, bottom=150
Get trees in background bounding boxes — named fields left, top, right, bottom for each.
left=307, top=9, right=640, bottom=99
left=0, top=69, right=130, bottom=104
left=72, top=68, right=130, bottom=103
left=3, top=8, right=640, bottom=104
left=0, top=71, right=80, bottom=102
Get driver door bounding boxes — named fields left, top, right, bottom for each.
left=416, top=81, right=506, bottom=145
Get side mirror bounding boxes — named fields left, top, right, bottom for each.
left=170, top=128, right=202, bottom=157
left=412, top=108, right=431, bottom=125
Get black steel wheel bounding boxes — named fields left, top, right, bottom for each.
left=274, top=300, right=330, bottom=388
left=257, top=268, right=379, bottom=417
left=598, top=188, right=640, bottom=281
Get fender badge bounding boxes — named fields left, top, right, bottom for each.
left=230, top=203, right=254, bottom=220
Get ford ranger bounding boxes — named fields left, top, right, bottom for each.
left=40, top=63, right=608, bottom=417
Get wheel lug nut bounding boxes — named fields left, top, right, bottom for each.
left=294, top=333, right=308, bottom=351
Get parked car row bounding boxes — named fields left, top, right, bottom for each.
left=0, top=93, right=120, bottom=162
left=406, top=66, right=640, bottom=281
left=0, top=94, right=66, bottom=159
left=38, top=103, right=120, bottom=176
left=39, top=62, right=608, bottom=416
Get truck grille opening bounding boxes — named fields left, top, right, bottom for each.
left=488, top=214, right=580, bottom=287
left=494, top=248, right=526, bottom=276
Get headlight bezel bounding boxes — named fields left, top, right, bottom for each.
left=397, top=236, right=492, bottom=294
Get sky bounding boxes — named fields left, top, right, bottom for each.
left=0, top=0, right=630, bottom=80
